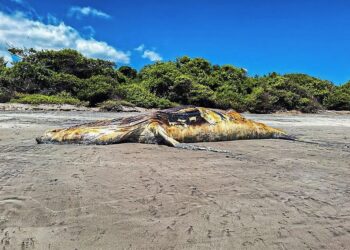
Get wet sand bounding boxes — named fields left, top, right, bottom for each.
left=0, top=111, right=349, bottom=249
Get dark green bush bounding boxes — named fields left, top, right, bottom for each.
left=168, top=75, right=193, bottom=103
left=50, top=73, right=83, bottom=95
left=0, top=87, right=12, bottom=103
left=118, top=66, right=137, bottom=79
left=296, top=97, right=321, bottom=113
left=77, top=75, right=117, bottom=106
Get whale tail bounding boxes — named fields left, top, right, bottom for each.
left=275, top=133, right=323, bottom=146
left=275, top=134, right=297, bottom=141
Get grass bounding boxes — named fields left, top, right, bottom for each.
left=10, top=93, right=84, bottom=106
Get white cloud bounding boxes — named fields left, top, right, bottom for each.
left=68, top=6, right=111, bottom=19
left=134, top=44, right=162, bottom=62
left=142, top=50, right=162, bottom=62
left=134, top=44, right=145, bottom=52
left=0, top=11, right=130, bottom=63
left=76, top=39, right=130, bottom=63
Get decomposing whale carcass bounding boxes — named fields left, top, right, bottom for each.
left=36, top=106, right=293, bottom=151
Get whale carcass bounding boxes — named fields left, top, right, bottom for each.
left=36, top=106, right=292, bottom=150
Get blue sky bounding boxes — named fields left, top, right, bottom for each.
left=0, top=0, right=349, bottom=84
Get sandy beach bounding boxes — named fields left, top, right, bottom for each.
left=0, top=110, right=349, bottom=249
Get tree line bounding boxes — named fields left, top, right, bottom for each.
left=0, top=48, right=349, bottom=112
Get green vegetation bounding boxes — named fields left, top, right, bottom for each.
left=116, top=83, right=174, bottom=109
left=97, top=100, right=135, bottom=111
left=10, top=93, right=83, bottom=105
left=0, top=48, right=349, bottom=112
left=324, top=81, right=350, bottom=110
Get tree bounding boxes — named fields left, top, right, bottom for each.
left=177, top=57, right=212, bottom=77
left=77, top=75, right=116, bottom=106
left=214, top=84, right=246, bottom=111
left=22, top=49, right=115, bottom=79
left=140, top=61, right=180, bottom=97
left=116, top=83, right=173, bottom=108
left=6, top=61, right=53, bottom=93
left=50, top=73, right=83, bottom=95
left=188, top=84, right=216, bottom=107
left=168, top=75, right=193, bottom=103
left=0, top=57, right=7, bottom=70
left=118, top=66, right=137, bottom=79
left=245, top=86, right=279, bottom=113
left=284, top=74, right=334, bottom=104
left=324, top=82, right=350, bottom=110
left=244, top=75, right=322, bottom=113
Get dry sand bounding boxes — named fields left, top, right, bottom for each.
left=0, top=110, right=349, bottom=249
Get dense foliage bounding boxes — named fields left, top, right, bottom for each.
left=1, top=48, right=349, bottom=112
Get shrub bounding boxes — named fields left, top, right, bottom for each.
left=245, top=87, right=279, bottom=113
left=140, top=62, right=180, bottom=98
left=284, top=74, right=334, bottom=104
left=296, top=97, right=321, bottom=113
left=97, top=99, right=135, bottom=111
left=116, top=83, right=174, bottom=109
left=77, top=75, right=117, bottom=106
left=168, top=75, right=193, bottom=103
left=50, top=73, right=83, bottom=95
left=0, top=87, right=12, bottom=103
left=214, top=85, right=246, bottom=111
left=0, top=74, right=14, bottom=102
left=187, top=83, right=216, bottom=107
left=324, top=82, right=350, bottom=110
left=1, top=48, right=349, bottom=112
